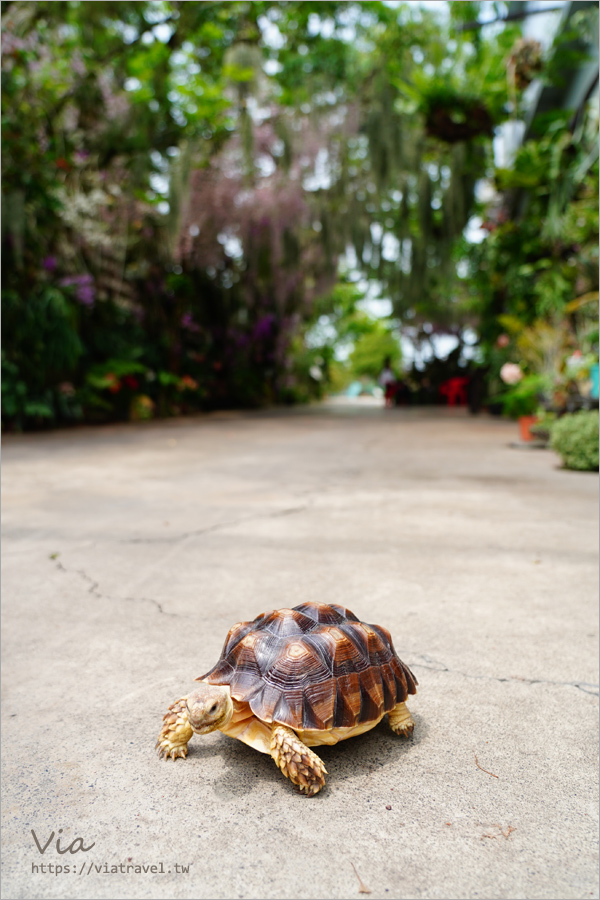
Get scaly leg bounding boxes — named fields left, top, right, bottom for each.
left=388, top=701, right=415, bottom=737
left=270, top=724, right=327, bottom=797
left=156, top=698, right=193, bottom=760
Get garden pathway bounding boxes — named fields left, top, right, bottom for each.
left=2, top=404, right=598, bottom=900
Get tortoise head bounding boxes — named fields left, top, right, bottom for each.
left=186, top=684, right=233, bottom=735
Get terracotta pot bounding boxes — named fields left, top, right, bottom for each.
left=518, top=415, right=539, bottom=442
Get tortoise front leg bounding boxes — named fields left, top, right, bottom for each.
left=388, top=701, right=415, bottom=737
left=156, top=698, right=193, bottom=760
left=270, top=725, right=327, bottom=797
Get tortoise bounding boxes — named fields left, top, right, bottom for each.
left=155, top=601, right=417, bottom=796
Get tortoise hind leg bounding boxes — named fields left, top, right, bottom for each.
left=270, top=725, right=327, bottom=796
left=388, top=701, right=415, bottom=737
left=156, top=698, right=193, bottom=760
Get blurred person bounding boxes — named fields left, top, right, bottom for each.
left=378, top=356, right=397, bottom=408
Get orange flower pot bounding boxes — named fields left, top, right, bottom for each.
left=518, top=415, right=539, bottom=442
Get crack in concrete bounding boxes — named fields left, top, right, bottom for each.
left=54, top=560, right=180, bottom=617
left=49, top=566, right=598, bottom=695
left=411, top=654, right=599, bottom=696
left=123, top=504, right=309, bottom=544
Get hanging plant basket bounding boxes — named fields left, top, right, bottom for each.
left=425, top=99, right=494, bottom=143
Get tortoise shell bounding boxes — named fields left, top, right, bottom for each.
left=198, top=601, right=417, bottom=732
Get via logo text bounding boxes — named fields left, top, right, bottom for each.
left=31, top=829, right=95, bottom=855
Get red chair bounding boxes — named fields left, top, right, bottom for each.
left=439, top=377, right=469, bottom=406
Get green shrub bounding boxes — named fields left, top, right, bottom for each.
left=550, top=411, right=599, bottom=471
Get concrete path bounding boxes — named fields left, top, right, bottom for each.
left=2, top=404, right=598, bottom=900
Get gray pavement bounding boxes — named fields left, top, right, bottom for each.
left=1, top=403, right=598, bottom=900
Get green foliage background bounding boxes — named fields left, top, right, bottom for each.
left=1, top=1, right=598, bottom=427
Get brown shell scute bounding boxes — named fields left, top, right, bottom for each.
left=198, top=601, right=417, bottom=731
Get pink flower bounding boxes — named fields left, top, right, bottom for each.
left=500, top=363, right=523, bottom=385
left=496, top=334, right=510, bottom=349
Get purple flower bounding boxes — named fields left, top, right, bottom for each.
left=59, top=273, right=96, bottom=307
left=253, top=314, right=275, bottom=341
left=60, top=274, right=91, bottom=287
left=181, top=313, right=200, bottom=332
left=43, top=256, right=58, bottom=271
left=76, top=284, right=95, bottom=306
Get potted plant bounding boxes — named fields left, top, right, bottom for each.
left=497, top=364, right=547, bottom=441
left=529, top=410, right=557, bottom=446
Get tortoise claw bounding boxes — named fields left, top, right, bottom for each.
left=388, top=702, right=415, bottom=737
left=155, top=737, right=188, bottom=760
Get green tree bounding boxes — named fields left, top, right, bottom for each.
left=350, top=328, right=402, bottom=380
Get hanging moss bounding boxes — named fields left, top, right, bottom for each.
left=418, top=173, right=433, bottom=242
